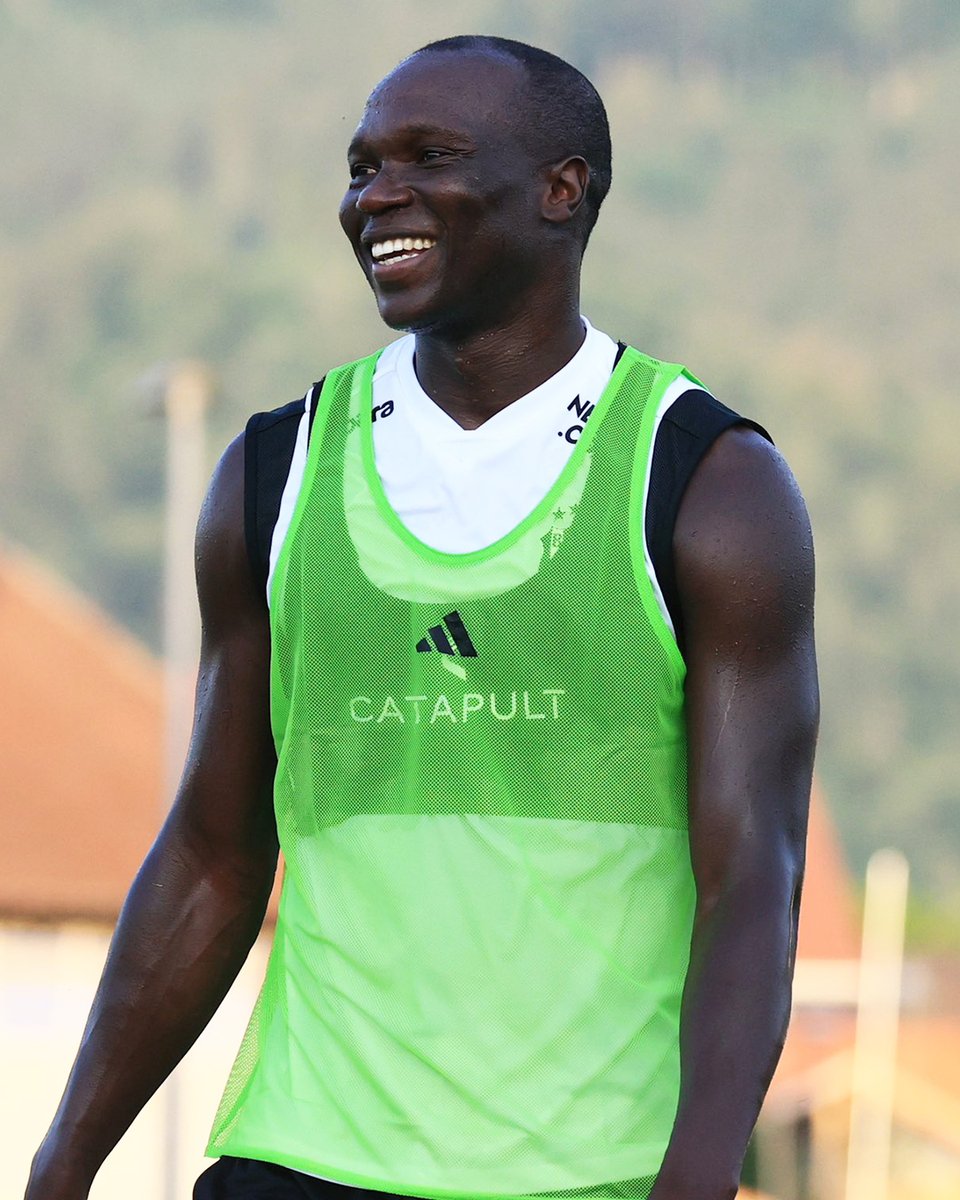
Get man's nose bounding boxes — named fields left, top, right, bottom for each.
left=355, top=165, right=414, bottom=214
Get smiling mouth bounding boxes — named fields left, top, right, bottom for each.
left=370, top=236, right=437, bottom=265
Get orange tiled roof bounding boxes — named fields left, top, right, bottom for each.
left=796, top=782, right=859, bottom=961
left=0, top=548, right=163, bottom=921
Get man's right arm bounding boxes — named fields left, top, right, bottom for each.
left=25, top=432, right=279, bottom=1200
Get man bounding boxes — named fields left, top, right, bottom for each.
left=26, top=36, right=818, bottom=1200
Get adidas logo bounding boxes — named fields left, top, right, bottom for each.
left=416, top=610, right=477, bottom=658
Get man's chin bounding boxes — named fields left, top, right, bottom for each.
left=376, top=299, right=441, bottom=335
left=373, top=292, right=419, bottom=332
left=373, top=287, right=474, bottom=338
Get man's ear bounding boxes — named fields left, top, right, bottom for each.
left=541, top=156, right=589, bottom=225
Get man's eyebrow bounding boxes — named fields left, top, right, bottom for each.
left=347, top=124, right=475, bottom=157
left=397, top=123, right=474, bottom=140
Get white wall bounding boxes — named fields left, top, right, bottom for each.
left=3, top=922, right=269, bottom=1199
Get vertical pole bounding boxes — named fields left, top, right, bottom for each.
left=844, top=848, right=909, bottom=1200
left=161, top=361, right=210, bottom=1200
left=163, top=363, right=209, bottom=807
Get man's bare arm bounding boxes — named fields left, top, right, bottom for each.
left=649, top=428, right=819, bottom=1200
left=25, top=434, right=278, bottom=1200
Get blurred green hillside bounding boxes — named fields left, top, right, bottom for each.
left=2, top=0, right=958, bottom=924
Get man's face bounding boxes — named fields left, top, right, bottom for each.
left=339, top=51, right=548, bottom=334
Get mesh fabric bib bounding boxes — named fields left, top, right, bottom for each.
left=208, top=347, right=696, bottom=1199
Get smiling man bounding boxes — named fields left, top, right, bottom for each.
left=26, top=36, right=818, bottom=1200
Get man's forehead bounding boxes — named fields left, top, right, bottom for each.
left=357, top=50, right=527, bottom=137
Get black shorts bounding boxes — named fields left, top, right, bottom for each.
left=193, top=1157, right=407, bottom=1199
left=193, top=1158, right=656, bottom=1200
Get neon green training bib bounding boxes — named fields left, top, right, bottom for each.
left=208, top=347, right=697, bottom=1199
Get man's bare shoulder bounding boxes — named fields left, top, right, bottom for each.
left=674, top=425, right=814, bottom=633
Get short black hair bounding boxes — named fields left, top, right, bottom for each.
left=412, top=35, right=612, bottom=245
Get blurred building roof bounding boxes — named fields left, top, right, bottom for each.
left=0, top=547, right=163, bottom=921
left=769, top=1013, right=960, bottom=1160
left=796, top=781, right=860, bottom=961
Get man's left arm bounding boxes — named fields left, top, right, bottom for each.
left=649, top=427, right=820, bottom=1200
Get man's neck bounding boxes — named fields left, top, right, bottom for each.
left=412, top=306, right=586, bottom=430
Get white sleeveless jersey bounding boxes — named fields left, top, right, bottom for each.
left=370, top=318, right=618, bottom=554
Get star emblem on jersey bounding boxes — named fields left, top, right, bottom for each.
left=416, top=611, right=477, bottom=680
left=546, top=503, right=577, bottom=559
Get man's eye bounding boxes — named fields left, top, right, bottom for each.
left=349, top=163, right=377, bottom=180
left=419, top=148, right=450, bottom=163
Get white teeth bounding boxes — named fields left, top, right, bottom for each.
left=371, top=237, right=436, bottom=261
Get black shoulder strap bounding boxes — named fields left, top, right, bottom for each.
left=646, top=387, right=771, bottom=654
left=243, top=385, right=322, bottom=601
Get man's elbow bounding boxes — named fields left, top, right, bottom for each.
left=693, top=833, right=805, bottom=944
